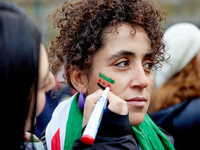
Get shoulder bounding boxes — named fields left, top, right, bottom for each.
left=51, top=94, right=75, bottom=117
left=45, top=94, right=78, bottom=150
left=173, top=98, right=200, bottom=130
left=151, top=98, right=200, bottom=124
left=150, top=98, right=200, bottom=134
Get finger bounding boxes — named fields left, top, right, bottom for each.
left=82, top=89, right=102, bottom=127
left=24, top=132, right=40, bottom=142
left=107, top=91, right=128, bottom=115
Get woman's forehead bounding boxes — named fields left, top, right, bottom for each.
left=102, top=23, right=149, bottom=44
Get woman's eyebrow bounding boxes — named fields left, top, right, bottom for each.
left=106, top=50, right=153, bottom=61
left=144, top=52, right=154, bottom=58
left=107, top=50, right=135, bottom=60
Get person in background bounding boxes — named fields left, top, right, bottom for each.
left=44, top=0, right=175, bottom=149
left=148, top=23, right=200, bottom=150
left=0, top=1, right=55, bottom=149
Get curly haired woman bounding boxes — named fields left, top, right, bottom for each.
left=44, top=0, right=175, bottom=149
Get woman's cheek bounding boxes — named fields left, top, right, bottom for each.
left=36, top=91, right=46, bottom=117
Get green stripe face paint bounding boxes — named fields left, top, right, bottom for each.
left=99, top=72, right=115, bottom=84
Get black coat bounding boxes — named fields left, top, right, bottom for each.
left=73, top=108, right=174, bottom=150
left=150, top=97, right=200, bottom=150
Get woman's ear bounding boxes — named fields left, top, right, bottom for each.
left=70, top=68, right=88, bottom=94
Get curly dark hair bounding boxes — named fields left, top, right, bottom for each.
left=48, top=0, right=166, bottom=87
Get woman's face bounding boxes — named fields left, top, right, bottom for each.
left=85, top=23, right=154, bottom=126
left=24, top=44, right=55, bottom=131
left=36, top=44, right=56, bottom=116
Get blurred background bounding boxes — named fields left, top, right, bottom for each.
left=5, top=0, right=200, bottom=48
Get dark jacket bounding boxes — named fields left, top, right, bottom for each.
left=73, top=109, right=174, bottom=150
left=150, top=97, right=200, bottom=150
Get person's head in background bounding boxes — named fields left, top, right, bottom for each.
left=149, top=23, right=200, bottom=114
left=48, top=0, right=166, bottom=126
left=0, top=1, right=55, bottom=149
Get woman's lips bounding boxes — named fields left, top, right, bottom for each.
left=125, top=97, right=147, bottom=107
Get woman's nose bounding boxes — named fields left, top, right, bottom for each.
left=129, top=66, right=149, bottom=89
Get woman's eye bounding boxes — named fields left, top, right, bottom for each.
left=115, top=61, right=129, bottom=67
left=143, top=62, right=157, bottom=71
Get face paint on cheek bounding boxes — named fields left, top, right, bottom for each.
left=97, top=72, right=115, bottom=90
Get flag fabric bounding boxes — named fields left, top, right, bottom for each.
left=45, top=94, right=78, bottom=150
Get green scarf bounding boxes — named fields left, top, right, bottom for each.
left=132, top=114, right=175, bottom=150
left=63, top=94, right=175, bottom=150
